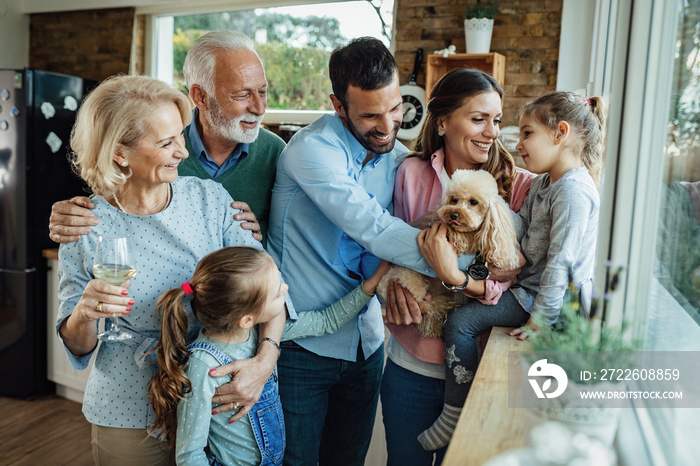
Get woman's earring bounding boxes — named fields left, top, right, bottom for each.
left=438, top=130, right=445, bottom=137
left=121, top=162, right=127, bottom=167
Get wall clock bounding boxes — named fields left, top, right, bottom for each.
left=398, top=48, right=427, bottom=141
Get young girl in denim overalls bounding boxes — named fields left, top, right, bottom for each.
left=148, top=246, right=389, bottom=465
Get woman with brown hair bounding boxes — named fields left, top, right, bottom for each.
left=382, top=68, right=534, bottom=465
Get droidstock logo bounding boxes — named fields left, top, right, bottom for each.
left=528, top=358, right=568, bottom=399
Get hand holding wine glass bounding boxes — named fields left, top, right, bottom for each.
left=93, top=234, right=137, bottom=341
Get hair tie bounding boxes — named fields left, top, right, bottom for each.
left=586, top=98, right=591, bottom=105
left=182, top=282, right=194, bottom=295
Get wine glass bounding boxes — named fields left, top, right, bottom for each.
left=93, top=235, right=137, bottom=341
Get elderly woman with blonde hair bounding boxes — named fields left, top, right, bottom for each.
left=56, top=75, right=279, bottom=465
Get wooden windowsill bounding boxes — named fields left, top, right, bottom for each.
left=443, top=326, right=530, bottom=465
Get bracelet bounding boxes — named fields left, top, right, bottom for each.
left=258, top=337, right=281, bottom=356
left=442, top=272, right=469, bottom=292
left=360, top=280, right=376, bottom=297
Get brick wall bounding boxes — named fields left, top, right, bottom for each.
left=394, top=0, right=563, bottom=127
left=29, top=8, right=136, bottom=82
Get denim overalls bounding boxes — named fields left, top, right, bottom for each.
left=187, top=341, right=286, bottom=466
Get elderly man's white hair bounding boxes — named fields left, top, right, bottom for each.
left=183, top=30, right=260, bottom=97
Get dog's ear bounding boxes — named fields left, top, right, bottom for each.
left=476, top=196, right=521, bottom=269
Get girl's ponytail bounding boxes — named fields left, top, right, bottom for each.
left=148, top=286, right=191, bottom=444
left=582, top=96, right=606, bottom=183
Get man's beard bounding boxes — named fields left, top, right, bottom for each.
left=345, top=115, right=399, bottom=155
left=205, top=98, right=263, bottom=144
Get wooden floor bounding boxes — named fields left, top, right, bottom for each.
left=0, top=395, right=93, bottom=465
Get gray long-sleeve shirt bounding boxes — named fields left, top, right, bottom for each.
left=510, top=167, right=600, bottom=323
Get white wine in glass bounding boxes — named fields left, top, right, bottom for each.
left=94, top=235, right=137, bottom=341
left=93, top=264, right=137, bottom=285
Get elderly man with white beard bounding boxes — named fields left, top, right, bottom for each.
left=49, top=30, right=285, bottom=246
left=177, top=31, right=285, bottom=245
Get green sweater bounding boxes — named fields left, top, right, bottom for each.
left=181, top=127, right=286, bottom=246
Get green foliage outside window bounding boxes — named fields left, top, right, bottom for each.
left=258, top=43, right=332, bottom=110
left=171, top=10, right=349, bottom=111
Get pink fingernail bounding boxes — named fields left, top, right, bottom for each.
left=122, top=312, right=128, bottom=316
left=121, top=290, right=129, bottom=296
left=128, top=299, right=135, bottom=305
left=125, top=307, right=132, bottom=312
left=211, top=410, right=217, bottom=415
left=209, top=369, right=217, bottom=375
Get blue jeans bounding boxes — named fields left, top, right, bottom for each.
left=277, top=341, right=383, bottom=466
left=442, top=290, right=529, bottom=406
left=381, top=359, right=447, bottom=466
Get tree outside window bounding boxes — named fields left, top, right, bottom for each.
left=171, top=1, right=393, bottom=111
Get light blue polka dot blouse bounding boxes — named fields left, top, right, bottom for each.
left=56, top=177, right=263, bottom=429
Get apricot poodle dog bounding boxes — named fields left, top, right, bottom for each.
left=377, top=169, right=520, bottom=338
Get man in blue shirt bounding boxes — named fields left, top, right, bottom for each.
left=267, top=37, right=476, bottom=466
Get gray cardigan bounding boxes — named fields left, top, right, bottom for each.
left=510, top=167, right=600, bottom=323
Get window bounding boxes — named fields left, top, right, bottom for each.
left=149, top=1, right=393, bottom=123
left=594, top=0, right=700, bottom=463
left=641, top=3, right=700, bottom=464
left=646, top=1, right=700, bottom=351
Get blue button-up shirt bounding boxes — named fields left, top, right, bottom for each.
left=268, top=114, right=473, bottom=361
left=187, top=109, right=249, bottom=178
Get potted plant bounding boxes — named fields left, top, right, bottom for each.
left=521, top=275, right=640, bottom=447
left=464, top=0, right=497, bottom=54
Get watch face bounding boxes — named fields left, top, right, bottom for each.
left=467, top=263, right=490, bottom=280
left=401, top=95, right=424, bottom=129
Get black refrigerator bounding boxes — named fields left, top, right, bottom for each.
left=0, top=69, right=94, bottom=398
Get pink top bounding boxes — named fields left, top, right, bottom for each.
left=387, top=148, right=535, bottom=364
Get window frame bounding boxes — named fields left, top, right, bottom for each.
left=592, top=0, right=677, bottom=334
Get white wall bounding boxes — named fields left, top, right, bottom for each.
left=0, top=0, right=29, bottom=68
left=557, top=0, right=596, bottom=93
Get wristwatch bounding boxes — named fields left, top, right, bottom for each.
left=442, top=273, right=469, bottom=292
left=467, top=256, right=489, bottom=280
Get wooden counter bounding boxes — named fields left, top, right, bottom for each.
left=443, top=327, right=530, bottom=465
left=42, top=248, right=58, bottom=260
left=43, top=247, right=92, bottom=402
